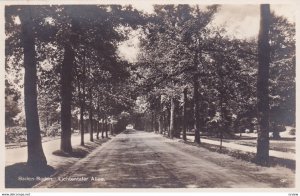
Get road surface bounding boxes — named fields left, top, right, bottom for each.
left=36, top=129, right=294, bottom=188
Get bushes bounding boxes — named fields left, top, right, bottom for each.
left=289, top=128, right=296, bottom=135
left=5, top=127, right=27, bottom=144
left=44, top=122, right=61, bottom=137
left=5, top=122, right=62, bottom=144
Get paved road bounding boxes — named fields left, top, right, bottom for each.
left=36, top=129, right=294, bottom=188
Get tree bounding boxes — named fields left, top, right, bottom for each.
left=6, top=5, right=66, bottom=166
left=182, top=87, right=188, bottom=141
left=18, top=7, right=47, bottom=167
left=268, top=14, right=295, bottom=139
left=60, top=34, right=75, bottom=153
left=137, top=5, right=219, bottom=143
left=256, top=4, right=271, bottom=166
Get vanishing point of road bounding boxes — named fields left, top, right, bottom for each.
left=36, top=129, right=294, bottom=188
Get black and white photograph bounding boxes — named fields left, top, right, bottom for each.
left=3, top=1, right=298, bottom=191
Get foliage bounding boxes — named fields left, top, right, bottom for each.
left=5, top=127, right=27, bottom=144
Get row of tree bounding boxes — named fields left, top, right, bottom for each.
left=5, top=4, right=295, bottom=167
left=5, top=5, right=143, bottom=167
left=132, top=4, right=294, bottom=165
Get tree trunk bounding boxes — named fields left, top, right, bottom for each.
left=193, top=75, right=201, bottom=144
left=165, top=110, right=169, bottom=136
left=182, top=88, right=188, bottom=141
left=193, top=47, right=201, bottom=144
left=110, top=124, right=114, bottom=135
left=174, top=99, right=180, bottom=138
left=154, top=112, right=157, bottom=133
left=219, top=95, right=225, bottom=150
left=89, top=107, right=93, bottom=142
left=20, top=10, right=47, bottom=167
left=80, top=101, right=85, bottom=146
left=169, top=98, right=175, bottom=138
left=105, top=120, right=108, bottom=138
left=102, top=118, right=105, bottom=138
left=158, top=114, right=163, bottom=134
left=96, top=121, right=99, bottom=139
left=256, top=4, right=271, bottom=166
left=60, top=42, right=74, bottom=153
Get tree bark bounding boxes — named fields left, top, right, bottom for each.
left=165, top=110, right=170, bottom=136
left=102, top=118, right=105, bottom=138
left=158, top=114, right=163, bottom=134
left=89, top=107, right=94, bottom=142
left=173, top=99, right=180, bottom=138
left=169, top=98, right=175, bottom=138
left=193, top=48, right=201, bottom=144
left=96, top=121, right=99, bottom=139
left=193, top=75, right=201, bottom=144
left=256, top=4, right=271, bottom=166
left=20, top=10, right=47, bottom=167
left=182, top=88, right=188, bottom=141
left=80, top=101, right=85, bottom=146
left=105, top=119, right=108, bottom=138
left=60, top=42, right=74, bottom=153
left=79, top=51, right=86, bottom=146
left=110, top=123, right=114, bottom=135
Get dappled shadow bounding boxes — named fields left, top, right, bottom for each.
left=5, top=162, right=55, bottom=188
left=183, top=139, right=295, bottom=170
left=123, top=129, right=137, bottom=134
left=270, top=137, right=295, bottom=141
left=52, top=148, right=89, bottom=158
left=52, top=138, right=111, bottom=158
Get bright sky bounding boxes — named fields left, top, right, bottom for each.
left=118, top=4, right=296, bottom=63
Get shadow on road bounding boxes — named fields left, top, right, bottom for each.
left=5, top=163, right=55, bottom=188
left=5, top=137, right=113, bottom=188
left=52, top=138, right=111, bottom=158
left=52, top=148, right=89, bottom=158
left=123, top=129, right=137, bottom=134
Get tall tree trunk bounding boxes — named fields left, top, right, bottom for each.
left=182, top=88, right=188, bottom=141
left=154, top=112, right=157, bottom=133
left=96, top=119, right=100, bottom=139
left=256, top=4, right=271, bottom=166
left=193, top=46, right=201, bottom=144
left=80, top=101, right=85, bottom=146
left=150, top=111, right=154, bottom=132
left=163, top=111, right=167, bottom=135
left=219, top=94, right=225, bottom=150
left=158, top=114, right=163, bottom=134
left=101, top=118, right=105, bottom=138
left=75, top=71, right=82, bottom=142
left=169, top=98, right=175, bottom=138
left=193, top=75, right=201, bottom=144
left=105, top=119, right=108, bottom=138
left=80, top=51, right=86, bottom=146
left=60, top=43, right=74, bottom=153
left=110, top=123, right=114, bottom=135
left=20, top=10, right=47, bottom=167
left=165, top=110, right=170, bottom=136
left=89, top=107, right=93, bottom=142
left=173, top=99, right=180, bottom=138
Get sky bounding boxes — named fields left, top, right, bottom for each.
left=118, top=4, right=296, bottom=63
